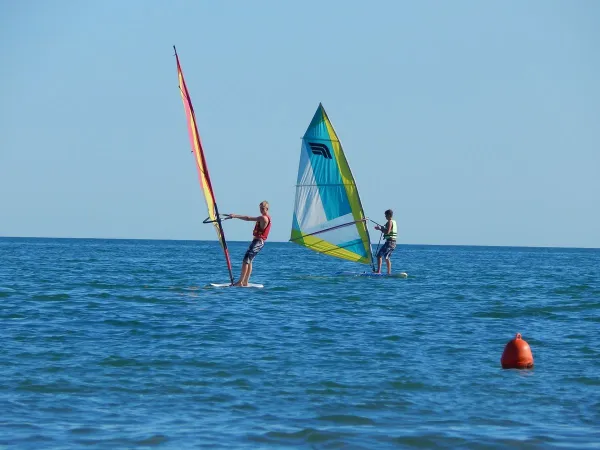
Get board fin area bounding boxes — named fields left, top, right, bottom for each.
left=207, top=283, right=264, bottom=288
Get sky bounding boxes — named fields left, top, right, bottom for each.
left=1, top=0, right=599, bottom=247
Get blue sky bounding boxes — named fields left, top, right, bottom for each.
left=1, top=0, right=599, bottom=247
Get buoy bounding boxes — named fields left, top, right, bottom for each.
left=501, top=333, right=534, bottom=369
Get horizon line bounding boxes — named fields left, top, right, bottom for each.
left=0, top=235, right=598, bottom=251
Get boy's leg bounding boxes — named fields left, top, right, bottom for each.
left=242, top=262, right=252, bottom=286
left=375, top=241, right=388, bottom=273
left=385, top=242, right=396, bottom=274
left=236, top=240, right=257, bottom=286
left=234, top=263, right=249, bottom=286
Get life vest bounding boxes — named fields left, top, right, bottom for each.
left=253, top=214, right=271, bottom=240
left=383, top=219, right=397, bottom=241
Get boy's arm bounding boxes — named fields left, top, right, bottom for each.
left=374, top=219, right=391, bottom=232
left=228, top=214, right=260, bottom=221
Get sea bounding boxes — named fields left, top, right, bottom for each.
left=1, top=237, right=599, bottom=449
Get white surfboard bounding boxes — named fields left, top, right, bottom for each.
left=207, top=283, right=264, bottom=288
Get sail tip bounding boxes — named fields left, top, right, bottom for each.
left=317, top=103, right=327, bottom=117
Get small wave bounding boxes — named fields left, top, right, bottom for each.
left=74, top=435, right=168, bottom=447
left=383, top=334, right=401, bottom=341
left=135, top=435, right=169, bottom=446
left=554, top=284, right=593, bottom=295
left=2, top=313, right=26, bottom=320
left=269, top=286, right=292, bottom=292
left=0, top=422, right=41, bottom=430
left=208, top=370, right=231, bottom=378
left=550, top=302, right=600, bottom=313
left=69, top=427, right=99, bottom=435
left=180, top=380, right=210, bottom=387
left=232, top=402, right=258, bottom=411
left=107, top=385, right=167, bottom=395
left=306, top=380, right=351, bottom=394
left=180, top=360, right=222, bottom=369
left=17, top=380, right=91, bottom=394
left=307, top=325, right=334, bottom=333
left=357, top=399, right=413, bottom=409
left=223, top=378, right=253, bottom=388
left=39, top=405, right=76, bottom=414
left=318, top=380, right=350, bottom=389
left=85, top=301, right=102, bottom=308
left=2, top=433, right=56, bottom=445
left=568, top=376, right=600, bottom=386
left=474, top=308, right=557, bottom=319
left=99, top=356, right=141, bottom=367
left=317, top=414, right=375, bottom=425
left=86, top=281, right=131, bottom=289
left=257, top=427, right=349, bottom=445
left=103, top=319, right=144, bottom=327
left=31, top=293, right=71, bottom=301
left=387, top=379, right=430, bottom=391
left=113, top=295, right=165, bottom=304
left=204, top=393, right=236, bottom=403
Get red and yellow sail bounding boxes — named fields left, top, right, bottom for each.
left=174, top=46, right=234, bottom=284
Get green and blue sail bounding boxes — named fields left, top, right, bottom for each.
left=290, top=104, right=374, bottom=266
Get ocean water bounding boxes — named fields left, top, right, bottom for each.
left=1, top=237, right=599, bottom=449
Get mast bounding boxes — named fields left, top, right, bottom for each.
left=174, top=46, right=235, bottom=284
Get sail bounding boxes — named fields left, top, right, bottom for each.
left=290, top=104, right=373, bottom=265
left=174, top=47, right=234, bottom=284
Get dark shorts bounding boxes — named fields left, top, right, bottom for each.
left=377, top=240, right=397, bottom=260
left=243, top=239, right=264, bottom=264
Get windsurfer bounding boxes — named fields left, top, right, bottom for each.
left=373, top=209, right=397, bottom=274
left=227, top=201, right=271, bottom=286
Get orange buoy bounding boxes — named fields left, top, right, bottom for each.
left=501, top=333, right=534, bottom=369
